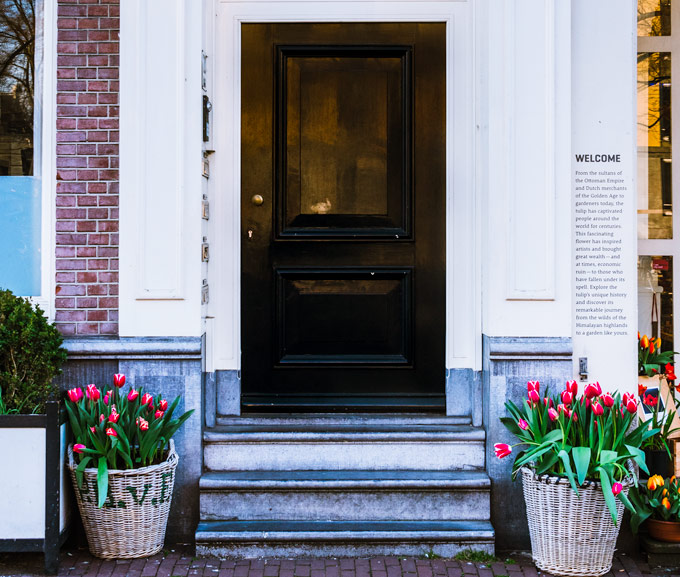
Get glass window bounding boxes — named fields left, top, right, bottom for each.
left=638, top=0, right=672, bottom=36
left=638, top=256, right=674, bottom=351
left=0, top=0, right=42, bottom=296
left=638, top=52, right=672, bottom=240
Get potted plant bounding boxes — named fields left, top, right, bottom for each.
left=0, top=289, right=69, bottom=575
left=638, top=333, right=679, bottom=477
left=496, top=380, right=654, bottom=577
left=65, top=374, right=194, bottom=559
left=629, top=474, right=680, bottom=542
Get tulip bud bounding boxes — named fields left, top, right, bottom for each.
left=159, top=399, right=168, bottom=411
left=543, top=397, right=554, bottom=409
left=602, top=393, right=614, bottom=408
left=155, top=410, right=164, bottom=419
left=113, top=373, right=126, bottom=388
left=108, top=411, right=120, bottom=423
left=626, top=398, right=637, bottom=414
left=641, top=335, right=650, bottom=349
left=518, top=419, right=529, bottom=430
left=548, top=407, right=559, bottom=421
left=561, top=390, right=573, bottom=405
left=67, top=388, right=83, bottom=403
left=565, top=380, right=578, bottom=395
left=90, top=426, right=96, bottom=433
left=584, top=382, right=602, bottom=399
left=85, top=384, right=101, bottom=401
left=591, top=401, right=604, bottom=416
left=663, top=497, right=671, bottom=510
left=494, top=443, right=512, bottom=459
left=527, top=381, right=540, bottom=393
left=100, top=414, right=105, bottom=423
left=127, top=389, right=139, bottom=402
left=136, top=416, right=149, bottom=431
left=557, top=404, right=571, bottom=418
left=528, top=390, right=540, bottom=403
left=612, top=482, right=623, bottom=496
left=141, top=393, right=153, bottom=406
left=105, top=427, right=117, bottom=437
left=73, top=443, right=86, bottom=454
left=648, top=477, right=658, bottom=491
left=103, top=392, right=110, bottom=406
left=650, top=340, right=656, bottom=354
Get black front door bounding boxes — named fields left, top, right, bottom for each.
left=241, top=23, right=446, bottom=411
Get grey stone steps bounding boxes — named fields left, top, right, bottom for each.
left=203, top=424, right=485, bottom=471
left=216, top=413, right=471, bottom=427
left=195, top=520, right=495, bottom=558
left=199, top=470, right=491, bottom=522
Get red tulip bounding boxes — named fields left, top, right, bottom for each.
left=67, top=388, right=83, bottom=402
left=85, top=384, right=100, bottom=401
left=159, top=399, right=168, bottom=411
left=518, top=419, right=529, bottom=430
left=612, top=482, right=623, bottom=496
left=666, top=363, right=677, bottom=381
left=127, top=389, right=139, bottom=402
left=105, top=427, right=117, bottom=437
left=639, top=383, right=648, bottom=396
left=543, top=397, right=554, bottom=409
left=591, top=401, right=604, bottom=416
left=103, top=392, right=110, bottom=405
left=113, top=373, right=126, bottom=388
left=90, top=426, right=96, bottom=433
left=141, top=393, right=153, bottom=406
left=557, top=404, right=571, bottom=418
left=548, top=407, right=559, bottom=421
left=584, top=382, right=602, bottom=399
left=625, top=396, right=637, bottom=414
left=494, top=443, right=512, bottom=459
left=528, top=390, right=540, bottom=403
left=565, top=380, right=578, bottom=395
left=155, top=410, right=164, bottom=419
left=602, top=393, right=614, bottom=408
left=99, top=414, right=105, bottom=423
left=108, top=411, right=120, bottom=423
left=561, top=390, right=573, bottom=405
left=650, top=340, right=656, bottom=354
left=527, top=381, right=540, bottom=393
left=136, top=416, right=149, bottom=431
left=73, top=444, right=86, bottom=454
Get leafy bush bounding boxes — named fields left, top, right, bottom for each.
left=0, top=289, right=67, bottom=414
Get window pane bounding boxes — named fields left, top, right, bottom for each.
left=639, top=256, right=674, bottom=352
left=0, top=0, right=41, bottom=296
left=638, top=52, right=673, bottom=239
left=638, top=0, right=671, bottom=36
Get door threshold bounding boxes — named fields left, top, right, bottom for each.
left=240, top=394, right=446, bottom=413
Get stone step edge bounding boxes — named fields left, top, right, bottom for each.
left=216, top=414, right=472, bottom=426
left=199, top=471, right=491, bottom=491
left=195, top=521, right=495, bottom=543
left=203, top=429, right=485, bottom=443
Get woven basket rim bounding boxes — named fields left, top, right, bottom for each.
left=519, top=464, right=635, bottom=489
left=67, top=439, right=178, bottom=476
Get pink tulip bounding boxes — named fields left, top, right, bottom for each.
left=625, top=397, right=637, bottom=414
left=602, top=393, right=615, bottom=408
left=108, top=411, right=120, bottom=424
left=548, top=407, right=559, bottom=421
left=543, top=397, right=554, bottom=409
left=136, top=416, right=149, bottom=431
left=528, top=390, right=540, bottom=403
left=99, top=414, right=105, bottom=423
left=518, top=419, right=529, bottom=430
left=113, top=373, right=126, bottom=388
left=103, top=392, right=110, bottom=405
left=90, top=426, right=96, bottom=433
left=159, top=399, right=168, bottom=411
left=584, top=382, right=602, bottom=399
left=494, top=443, right=512, bottom=459
left=85, top=384, right=100, bottom=401
left=141, top=393, right=153, bottom=406
left=73, top=443, right=86, bottom=453
left=106, top=427, right=117, bottom=437
left=127, top=389, right=139, bottom=402
left=565, top=380, right=578, bottom=395
left=557, top=404, right=571, bottom=418
left=527, top=381, right=540, bottom=393
left=612, top=482, right=623, bottom=496
left=155, top=410, right=164, bottom=419
left=67, top=388, right=83, bottom=403
left=591, top=401, right=604, bottom=416
left=561, top=390, right=573, bottom=405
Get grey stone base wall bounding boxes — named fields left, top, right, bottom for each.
left=56, top=337, right=203, bottom=543
left=483, top=335, right=573, bottom=550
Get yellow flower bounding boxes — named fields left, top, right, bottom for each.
left=663, top=488, right=668, bottom=496
left=656, top=337, right=662, bottom=348
left=663, top=497, right=671, bottom=510
left=648, top=477, right=658, bottom=491
left=657, top=475, right=666, bottom=487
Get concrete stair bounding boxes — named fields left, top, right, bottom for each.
left=196, top=414, right=493, bottom=557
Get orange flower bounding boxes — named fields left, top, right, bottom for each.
left=648, top=477, right=658, bottom=490
left=663, top=497, right=671, bottom=510
left=641, top=335, right=650, bottom=349
left=639, top=383, right=648, bottom=396
left=650, top=340, right=656, bottom=354
left=656, top=337, right=662, bottom=349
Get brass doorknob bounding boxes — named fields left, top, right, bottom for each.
left=251, top=194, right=264, bottom=206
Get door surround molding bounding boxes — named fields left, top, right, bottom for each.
left=207, top=0, right=479, bottom=374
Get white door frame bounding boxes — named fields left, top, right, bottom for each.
left=206, top=0, right=480, bottom=375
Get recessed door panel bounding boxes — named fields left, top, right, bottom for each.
left=241, top=23, right=445, bottom=411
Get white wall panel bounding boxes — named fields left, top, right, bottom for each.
left=483, top=0, right=572, bottom=336
left=120, top=0, right=203, bottom=336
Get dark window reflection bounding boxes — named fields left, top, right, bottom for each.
left=0, top=0, right=35, bottom=177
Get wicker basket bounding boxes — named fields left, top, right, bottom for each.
left=68, top=440, right=178, bottom=559
left=520, top=466, right=630, bottom=577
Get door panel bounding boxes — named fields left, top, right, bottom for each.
left=241, top=23, right=446, bottom=411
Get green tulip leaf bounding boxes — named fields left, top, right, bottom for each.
left=572, top=447, right=591, bottom=486
left=597, top=466, right=618, bottom=525
left=558, top=449, right=579, bottom=495
left=96, top=457, right=108, bottom=508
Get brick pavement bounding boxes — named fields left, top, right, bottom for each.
left=0, top=549, right=674, bottom=577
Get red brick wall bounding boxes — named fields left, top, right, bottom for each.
left=55, top=0, right=119, bottom=336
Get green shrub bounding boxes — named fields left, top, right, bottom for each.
left=0, top=289, right=67, bottom=414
